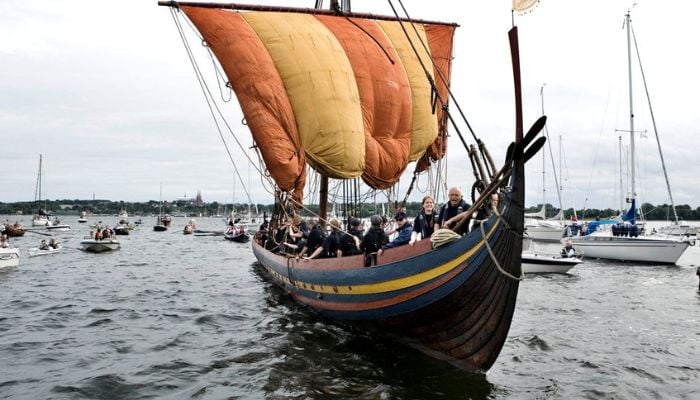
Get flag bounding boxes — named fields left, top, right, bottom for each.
left=513, top=0, right=539, bottom=14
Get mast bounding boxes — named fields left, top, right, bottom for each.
left=319, top=177, right=328, bottom=227
left=625, top=11, right=636, bottom=210
left=34, top=154, right=43, bottom=209
left=539, top=86, right=546, bottom=216
left=631, top=18, right=680, bottom=224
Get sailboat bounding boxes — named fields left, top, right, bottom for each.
left=31, top=154, right=51, bottom=226
left=568, top=11, right=694, bottom=264
left=524, top=86, right=569, bottom=242
left=153, top=183, right=170, bottom=231
left=161, top=0, right=544, bottom=372
left=30, top=155, right=71, bottom=231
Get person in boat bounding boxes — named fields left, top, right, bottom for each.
left=409, top=195, right=436, bottom=246
left=255, top=221, right=270, bottom=248
left=297, top=218, right=325, bottom=260
left=102, top=225, right=113, bottom=240
left=0, top=235, right=9, bottom=248
left=94, top=228, right=103, bottom=241
left=49, top=238, right=59, bottom=249
left=561, top=240, right=576, bottom=258
left=380, top=211, right=413, bottom=252
left=305, top=219, right=343, bottom=260
left=287, top=215, right=309, bottom=250
left=339, top=217, right=363, bottom=256
left=436, top=186, right=472, bottom=234
left=39, top=239, right=49, bottom=250
left=361, top=215, right=389, bottom=267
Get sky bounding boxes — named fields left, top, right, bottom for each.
left=2, top=0, right=699, bottom=211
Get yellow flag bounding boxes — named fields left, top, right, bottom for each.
left=513, top=0, right=539, bottom=14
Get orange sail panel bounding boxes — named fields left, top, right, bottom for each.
left=181, top=7, right=306, bottom=200
left=423, top=24, right=455, bottom=164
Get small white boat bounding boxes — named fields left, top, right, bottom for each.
left=522, top=237, right=582, bottom=274
left=80, top=239, right=120, bottom=253
left=28, top=246, right=63, bottom=257
left=0, top=247, right=21, bottom=269
left=46, top=224, right=71, bottom=232
left=78, top=211, right=88, bottom=223
left=522, top=252, right=582, bottom=274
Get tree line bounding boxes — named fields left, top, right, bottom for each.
left=1, top=199, right=699, bottom=221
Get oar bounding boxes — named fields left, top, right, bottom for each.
left=23, top=229, right=53, bottom=237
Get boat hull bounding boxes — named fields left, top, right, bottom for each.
left=2, top=224, right=25, bottom=237
left=525, top=221, right=566, bottom=242
left=46, top=224, right=71, bottom=232
left=521, top=252, right=581, bottom=274
left=0, top=248, right=20, bottom=268
left=225, top=232, right=250, bottom=243
left=80, top=240, right=120, bottom=253
left=252, top=197, right=523, bottom=372
left=568, top=234, right=692, bottom=264
left=28, top=247, right=62, bottom=257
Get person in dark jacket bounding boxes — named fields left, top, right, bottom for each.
left=361, top=215, right=389, bottom=267
left=436, top=186, right=471, bottom=234
left=340, top=217, right=363, bottom=256
left=381, top=211, right=413, bottom=250
left=410, top=195, right=436, bottom=246
left=305, top=219, right=342, bottom=259
left=297, top=219, right=324, bottom=259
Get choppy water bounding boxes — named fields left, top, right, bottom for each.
left=1, top=216, right=699, bottom=399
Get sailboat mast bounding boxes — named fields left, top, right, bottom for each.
left=540, top=86, right=546, bottom=215
left=625, top=11, right=636, bottom=204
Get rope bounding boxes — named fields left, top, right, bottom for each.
left=170, top=9, right=277, bottom=202
left=479, top=208, right=523, bottom=281
left=430, top=228, right=461, bottom=248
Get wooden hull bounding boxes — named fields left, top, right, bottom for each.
left=2, top=224, right=25, bottom=237
left=251, top=181, right=524, bottom=372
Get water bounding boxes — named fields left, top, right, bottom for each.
left=1, top=216, right=699, bottom=399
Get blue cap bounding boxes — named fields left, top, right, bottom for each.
left=395, top=211, right=407, bottom=220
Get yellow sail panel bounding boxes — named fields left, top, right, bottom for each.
left=242, top=12, right=365, bottom=179
left=314, top=15, right=412, bottom=190
left=378, top=21, right=438, bottom=161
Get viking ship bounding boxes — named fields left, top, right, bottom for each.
left=160, top=0, right=545, bottom=372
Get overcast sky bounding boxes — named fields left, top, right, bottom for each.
left=2, top=0, right=698, bottom=211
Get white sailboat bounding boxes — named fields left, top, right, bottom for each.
left=30, top=154, right=71, bottom=231
left=525, top=86, right=568, bottom=242
left=31, top=154, right=50, bottom=226
left=568, top=11, right=694, bottom=264
left=154, top=183, right=169, bottom=231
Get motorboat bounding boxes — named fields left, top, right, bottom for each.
left=80, top=239, right=120, bottom=253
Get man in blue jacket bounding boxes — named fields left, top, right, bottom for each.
left=381, top=211, right=413, bottom=252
